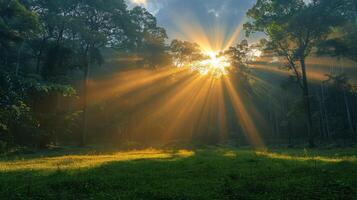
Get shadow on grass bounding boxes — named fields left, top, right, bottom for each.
left=1, top=148, right=357, bottom=200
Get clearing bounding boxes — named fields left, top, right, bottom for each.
left=0, top=147, right=356, bottom=199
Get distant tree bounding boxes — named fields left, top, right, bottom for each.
left=244, top=0, right=344, bottom=147
left=142, top=27, right=170, bottom=68
left=223, top=40, right=250, bottom=69
left=170, top=39, right=205, bottom=67
left=324, top=74, right=355, bottom=137
left=317, top=0, right=357, bottom=61
left=129, top=6, right=170, bottom=68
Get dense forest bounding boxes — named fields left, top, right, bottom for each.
left=1, top=0, right=357, bottom=153
left=1, top=1, right=357, bottom=199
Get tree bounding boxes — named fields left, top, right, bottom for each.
left=0, top=0, right=39, bottom=73
left=325, top=74, right=355, bottom=137
left=72, top=0, right=131, bottom=145
left=129, top=6, right=170, bottom=68
left=223, top=40, right=250, bottom=69
left=29, top=0, right=79, bottom=76
left=317, top=0, right=357, bottom=61
left=170, top=39, right=205, bottom=67
left=222, top=40, right=252, bottom=86
left=244, top=0, right=344, bottom=147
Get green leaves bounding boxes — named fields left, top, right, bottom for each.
left=0, top=123, right=7, bottom=131
left=34, top=83, right=76, bottom=97
left=0, top=0, right=39, bottom=42
left=244, top=0, right=342, bottom=59
left=170, top=39, right=205, bottom=67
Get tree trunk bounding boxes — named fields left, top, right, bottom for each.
left=15, top=41, right=25, bottom=75
left=343, top=90, right=354, bottom=134
left=36, top=49, right=43, bottom=74
left=284, top=93, right=293, bottom=146
left=3, top=50, right=8, bottom=65
left=300, top=57, right=315, bottom=147
left=353, top=1, right=357, bottom=26
left=81, top=51, right=90, bottom=146
left=274, top=111, right=280, bottom=142
left=36, top=37, right=47, bottom=74
left=321, top=83, right=330, bottom=140
left=268, top=99, right=275, bottom=141
left=288, top=119, right=293, bottom=147
left=317, top=92, right=325, bottom=139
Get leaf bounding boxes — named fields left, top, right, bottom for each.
left=0, top=123, right=7, bottom=131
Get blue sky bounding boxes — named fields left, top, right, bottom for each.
left=128, top=0, right=259, bottom=45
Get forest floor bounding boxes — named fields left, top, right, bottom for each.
left=0, top=147, right=356, bottom=199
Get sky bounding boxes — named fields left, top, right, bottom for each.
left=127, top=0, right=259, bottom=50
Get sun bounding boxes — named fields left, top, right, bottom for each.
left=194, top=51, right=230, bottom=77
left=131, top=0, right=147, bottom=5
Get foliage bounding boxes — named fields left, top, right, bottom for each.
left=244, top=0, right=343, bottom=88
left=244, top=0, right=347, bottom=146
left=322, top=74, right=356, bottom=138
left=317, top=0, right=357, bottom=60
left=1, top=0, right=357, bottom=150
left=222, top=40, right=253, bottom=72
left=0, top=0, right=39, bottom=45
left=129, top=6, right=170, bottom=68
left=0, top=68, right=78, bottom=150
left=170, top=39, right=206, bottom=67
left=0, top=0, right=171, bottom=149
left=318, top=24, right=357, bottom=61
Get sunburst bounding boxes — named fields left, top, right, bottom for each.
left=131, top=0, right=147, bottom=6
left=192, top=51, right=230, bottom=77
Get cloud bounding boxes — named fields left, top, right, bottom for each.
left=127, top=0, right=168, bottom=15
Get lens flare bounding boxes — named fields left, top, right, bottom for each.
left=186, top=51, right=230, bottom=77
left=247, top=49, right=263, bottom=61
left=131, top=0, right=147, bottom=5
left=195, top=51, right=230, bottom=77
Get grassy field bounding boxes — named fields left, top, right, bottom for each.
left=0, top=147, right=357, bottom=200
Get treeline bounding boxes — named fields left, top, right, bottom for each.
left=244, top=0, right=357, bottom=147
left=0, top=0, right=169, bottom=150
left=1, top=0, right=357, bottom=151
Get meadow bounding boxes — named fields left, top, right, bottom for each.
left=1, top=147, right=356, bottom=200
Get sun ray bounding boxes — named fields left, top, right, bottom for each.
left=169, top=9, right=245, bottom=53
left=88, top=68, right=185, bottom=104
left=223, top=20, right=245, bottom=50
left=83, top=7, right=270, bottom=145
left=102, top=69, right=194, bottom=116
left=161, top=76, right=213, bottom=140
left=129, top=74, right=203, bottom=138
left=223, top=76, right=265, bottom=149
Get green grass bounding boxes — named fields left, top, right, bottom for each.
left=0, top=147, right=357, bottom=200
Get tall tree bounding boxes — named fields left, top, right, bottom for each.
left=29, top=0, right=78, bottom=76
left=244, top=0, right=344, bottom=147
left=129, top=6, right=169, bottom=68
left=72, top=0, right=131, bottom=145
left=325, top=74, right=355, bottom=136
